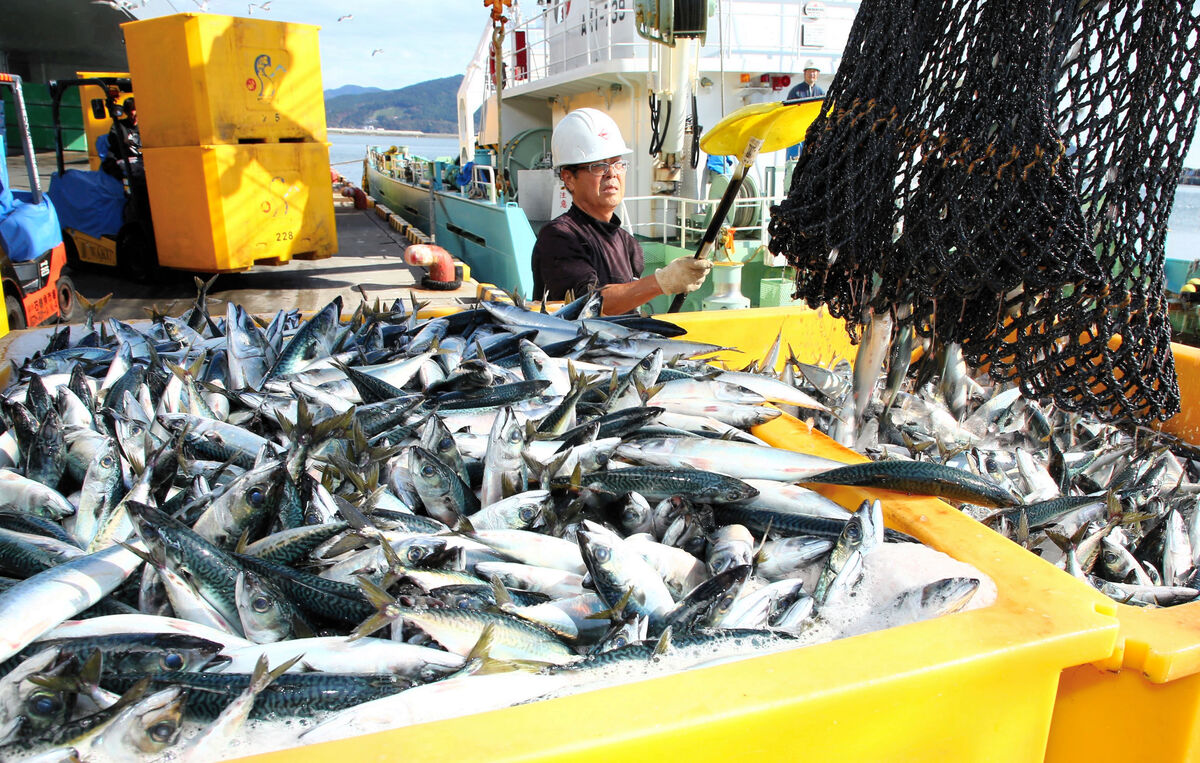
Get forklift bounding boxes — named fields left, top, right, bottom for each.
left=47, top=75, right=158, bottom=281
left=0, top=73, right=77, bottom=330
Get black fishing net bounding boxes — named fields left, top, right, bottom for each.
left=769, top=0, right=1200, bottom=422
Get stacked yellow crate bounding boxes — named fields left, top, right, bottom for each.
left=123, top=13, right=337, bottom=272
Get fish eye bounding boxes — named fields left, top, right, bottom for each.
left=519, top=507, right=536, bottom=522
left=149, top=721, right=177, bottom=743
left=247, top=488, right=265, bottom=507
left=846, top=524, right=862, bottom=543
left=420, top=667, right=442, bottom=682
left=613, top=636, right=627, bottom=647
left=160, top=652, right=185, bottom=671
left=100, top=455, right=115, bottom=468
left=456, top=598, right=472, bottom=608
left=438, top=436, right=453, bottom=451
left=1103, top=551, right=1119, bottom=564
left=507, top=430, right=521, bottom=443
left=29, top=692, right=62, bottom=717
left=421, top=464, right=436, bottom=478
left=130, top=424, right=144, bottom=436
left=719, top=595, right=736, bottom=609
left=593, top=547, right=611, bottom=563
left=251, top=596, right=272, bottom=613
left=406, top=547, right=425, bottom=562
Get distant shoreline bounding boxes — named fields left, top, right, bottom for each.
left=329, top=128, right=457, bottom=138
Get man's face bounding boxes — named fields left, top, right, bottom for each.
left=804, top=69, right=819, bottom=85
left=562, top=156, right=626, bottom=218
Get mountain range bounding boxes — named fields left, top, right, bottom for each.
left=324, top=75, right=462, bottom=134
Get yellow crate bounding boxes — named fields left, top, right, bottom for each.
left=1048, top=606, right=1200, bottom=762
left=74, top=72, right=133, bottom=172
left=1045, top=341, right=1200, bottom=763
left=122, top=13, right=326, bottom=147
left=233, top=306, right=1119, bottom=763
left=142, top=142, right=336, bottom=272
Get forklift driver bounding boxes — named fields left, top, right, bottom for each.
left=102, top=97, right=143, bottom=182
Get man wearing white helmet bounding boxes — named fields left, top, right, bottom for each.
left=786, top=61, right=824, bottom=101
left=532, top=108, right=711, bottom=313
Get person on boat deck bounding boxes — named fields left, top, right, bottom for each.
left=532, top=108, right=711, bottom=315
left=786, top=60, right=825, bottom=101
left=102, top=97, right=143, bottom=182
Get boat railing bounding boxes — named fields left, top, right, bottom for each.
left=489, top=0, right=860, bottom=93
left=467, top=164, right=500, bottom=203
left=623, top=192, right=786, bottom=258
left=488, top=0, right=642, bottom=91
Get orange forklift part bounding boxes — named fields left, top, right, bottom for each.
left=405, top=244, right=463, bottom=291
left=18, top=244, right=69, bottom=328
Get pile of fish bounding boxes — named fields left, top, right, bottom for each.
left=823, top=311, right=1200, bottom=609
left=4, top=284, right=1198, bottom=759
left=0, top=287, right=1007, bottom=760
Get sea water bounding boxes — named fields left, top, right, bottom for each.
left=328, top=132, right=459, bottom=172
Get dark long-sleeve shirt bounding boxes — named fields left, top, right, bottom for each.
left=531, top=203, right=644, bottom=301
left=786, top=82, right=825, bottom=100
left=101, top=119, right=142, bottom=181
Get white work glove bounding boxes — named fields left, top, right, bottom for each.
left=655, top=257, right=713, bottom=295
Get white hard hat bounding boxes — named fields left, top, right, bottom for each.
left=803, top=60, right=820, bottom=72
left=552, top=108, right=632, bottom=167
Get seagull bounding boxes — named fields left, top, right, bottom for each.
left=337, top=13, right=353, bottom=21
left=371, top=48, right=384, bottom=56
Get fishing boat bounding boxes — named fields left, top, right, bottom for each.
left=366, top=0, right=862, bottom=310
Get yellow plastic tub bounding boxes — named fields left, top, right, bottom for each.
left=122, top=13, right=326, bottom=147
left=232, top=306, right=1119, bottom=763
left=1045, top=341, right=1200, bottom=763
left=676, top=310, right=1200, bottom=763
left=142, top=142, right=336, bottom=272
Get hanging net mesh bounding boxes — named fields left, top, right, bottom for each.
left=769, top=0, right=1200, bottom=422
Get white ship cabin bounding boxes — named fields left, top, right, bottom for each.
left=462, top=0, right=860, bottom=257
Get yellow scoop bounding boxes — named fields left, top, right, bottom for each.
left=700, top=97, right=826, bottom=156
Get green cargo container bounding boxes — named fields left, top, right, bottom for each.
left=2, top=81, right=86, bottom=154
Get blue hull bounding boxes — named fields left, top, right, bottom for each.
left=366, top=165, right=537, bottom=298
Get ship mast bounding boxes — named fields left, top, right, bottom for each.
left=486, top=0, right=511, bottom=199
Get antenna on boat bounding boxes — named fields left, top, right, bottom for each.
left=485, top=0, right=511, bottom=200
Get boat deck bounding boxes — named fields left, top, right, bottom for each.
left=5, top=151, right=480, bottom=321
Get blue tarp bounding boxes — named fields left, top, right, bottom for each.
left=0, top=133, right=63, bottom=262
left=46, top=169, right=125, bottom=240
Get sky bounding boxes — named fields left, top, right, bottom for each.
left=133, top=0, right=487, bottom=92
left=130, top=0, right=1200, bottom=167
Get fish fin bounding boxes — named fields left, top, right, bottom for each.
left=355, top=574, right=395, bottom=609
left=487, top=574, right=514, bottom=607
left=348, top=608, right=400, bottom=642
left=466, top=623, right=497, bottom=663
left=333, top=494, right=374, bottom=531
left=585, top=587, right=634, bottom=622
left=233, top=529, right=252, bottom=556
left=1044, top=530, right=1072, bottom=553
left=652, top=626, right=672, bottom=656
left=117, top=539, right=164, bottom=570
